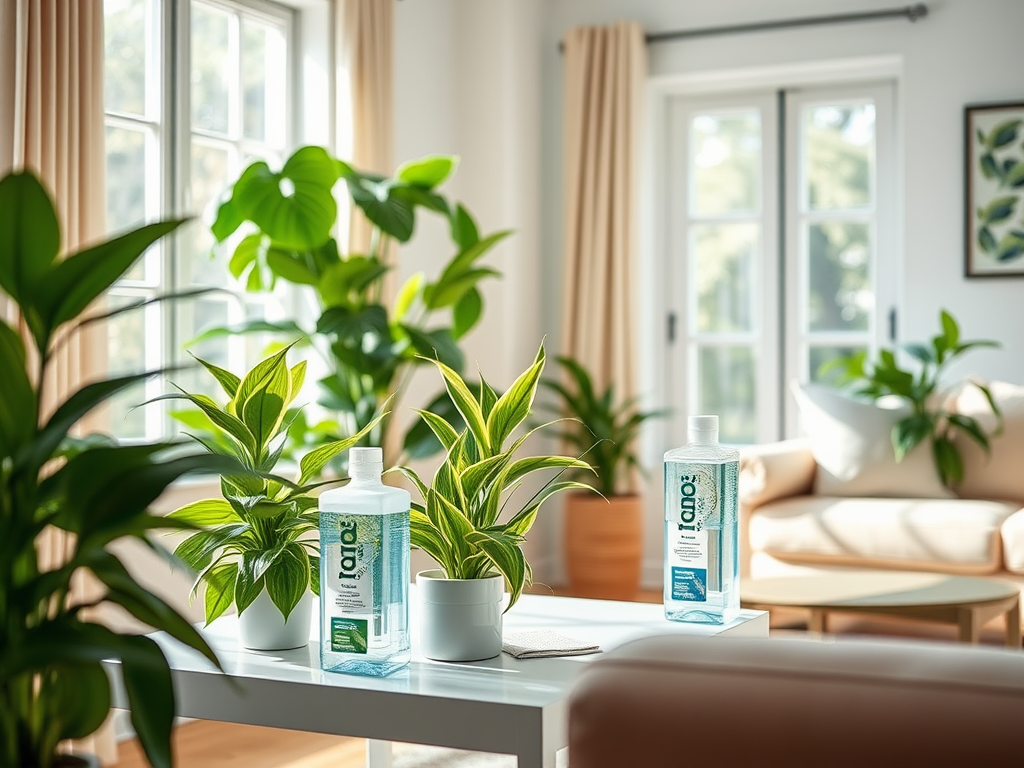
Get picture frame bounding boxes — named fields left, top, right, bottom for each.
left=965, top=101, right=1024, bottom=277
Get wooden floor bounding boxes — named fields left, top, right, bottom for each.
left=110, top=585, right=1015, bottom=768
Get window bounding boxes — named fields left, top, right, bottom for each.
left=103, top=0, right=298, bottom=440
left=664, top=82, right=896, bottom=444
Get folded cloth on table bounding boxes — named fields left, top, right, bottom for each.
left=502, top=630, right=600, bottom=659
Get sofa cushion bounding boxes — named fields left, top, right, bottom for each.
left=952, top=380, right=1024, bottom=505
left=791, top=381, right=952, bottom=499
left=749, top=495, right=1020, bottom=574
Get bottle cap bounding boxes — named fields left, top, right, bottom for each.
left=349, top=446, right=383, bottom=467
left=688, top=415, right=718, bottom=432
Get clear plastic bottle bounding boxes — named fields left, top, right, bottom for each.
left=663, top=415, right=740, bottom=624
left=319, top=447, right=411, bottom=676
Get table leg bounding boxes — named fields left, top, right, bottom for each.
left=808, top=609, right=828, bottom=634
left=367, top=740, right=393, bottom=768
left=1006, top=597, right=1021, bottom=649
left=958, top=607, right=981, bottom=644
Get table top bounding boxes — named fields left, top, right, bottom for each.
left=741, top=570, right=1020, bottom=610
left=151, top=591, right=767, bottom=710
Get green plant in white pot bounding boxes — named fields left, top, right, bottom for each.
left=394, top=343, right=594, bottom=661
left=164, top=347, right=381, bottom=650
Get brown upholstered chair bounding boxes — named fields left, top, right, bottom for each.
left=568, top=634, right=1024, bottom=767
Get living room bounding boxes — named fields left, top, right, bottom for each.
left=3, top=0, right=1024, bottom=767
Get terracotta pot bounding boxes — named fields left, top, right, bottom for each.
left=564, top=494, right=643, bottom=600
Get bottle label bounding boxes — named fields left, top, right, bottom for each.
left=325, top=513, right=381, bottom=614
left=666, top=464, right=720, bottom=603
left=330, top=617, right=368, bottom=654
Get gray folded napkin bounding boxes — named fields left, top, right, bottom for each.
left=502, top=630, right=601, bottom=659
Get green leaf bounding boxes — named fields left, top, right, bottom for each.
left=232, top=147, right=339, bottom=250
left=425, top=267, right=500, bottom=310
left=948, top=413, right=990, bottom=454
left=203, top=561, right=239, bottom=625
left=228, top=233, right=264, bottom=279
left=240, top=355, right=290, bottom=451
left=267, top=247, right=321, bottom=285
left=408, top=507, right=453, bottom=573
left=410, top=408, right=460, bottom=453
left=265, top=545, right=310, bottom=620
left=345, top=172, right=416, bottom=242
left=0, top=321, right=36, bottom=454
left=235, top=552, right=266, bottom=614
left=297, top=410, right=385, bottom=485
left=487, top=344, right=545, bottom=448
left=452, top=286, right=483, bottom=340
left=980, top=153, right=999, bottom=180
left=192, top=354, right=241, bottom=399
left=211, top=193, right=245, bottom=242
left=173, top=523, right=252, bottom=572
left=48, top=662, right=111, bottom=741
left=120, top=635, right=177, bottom=768
left=168, top=498, right=242, bottom=527
left=393, top=271, right=424, bottom=322
left=1006, top=161, right=1024, bottom=189
left=428, top=357, right=490, bottom=455
left=986, top=118, right=1021, bottom=150
left=933, top=436, right=963, bottom=487
left=189, top=318, right=308, bottom=346
left=449, top=203, right=480, bottom=250
left=403, top=325, right=464, bottom=372
left=308, top=555, right=321, bottom=598
left=892, top=414, right=932, bottom=462
left=39, top=219, right=187, bottom=335
left=978, top=226, right=997, bottom=254
left=978, top=195, right=1017, bottom=225
left=396, top=155, right=457, bottom=188
left=317, top=304, right=390, bottom=341
left=464, top=529, right=527, bottom=609
left=178, top=391, right=258, bottom=457
left=232, top=346, right=292, bottom=415
left=996, top=231, right=1024, bottom=262
left=0, top=170, right=60, bottom=308
left=902, top=343, right=934, bottom=365
left=940, top=309, right=959, bottom=348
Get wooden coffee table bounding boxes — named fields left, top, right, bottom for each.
left=741, top=570, right=1022, bottom=647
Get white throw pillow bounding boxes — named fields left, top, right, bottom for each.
left=952, top=380, right=1024, bottom=503
left=790, top=380, right=953, bottom=499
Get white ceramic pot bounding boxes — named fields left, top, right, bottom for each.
left=416, top=570, right=504, bottom=661
left=237, top=588, right=313, bottom=651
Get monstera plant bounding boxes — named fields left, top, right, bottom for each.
left=0, top=170, right=235, bottom=768
left=201, top=147, right=510, bottom=465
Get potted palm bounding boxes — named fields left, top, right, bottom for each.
left=164, top=348, right=381, bottom=650
left=0, top=170, right=230, bottom=768
left=394, top=343, right=594, bottom=661
left=541, top=357, right=667, bottom=600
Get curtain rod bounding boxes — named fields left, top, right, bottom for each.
left=559, top=4, right=928, bottom=51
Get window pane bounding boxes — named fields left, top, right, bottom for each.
left=805, top=103, right=875, bottom=211
left=178, top=298, right=231, bottom=397
left=807, top=221, right=871, bottom=332
left=696, top=346, right=756, bottom=444
left=808, top=345, right=865, bottom=386
left=105, top=125, right=147, bottom=231
left=104, top=0, right=150, bottom=116
left=106, top=295, right=151, bottom=439
left=693, top=223, right=757, bottom=333
left=187, top=140, right=233, bottom=287
left=192, top=2, right=231, bottom=135
left=242, top=21, right=288, bottom=145
left=691, top=111, right=761, bottom=216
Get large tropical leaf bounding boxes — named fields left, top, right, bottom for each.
left=0, top=171, right=60, bottom=309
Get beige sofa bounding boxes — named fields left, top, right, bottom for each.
left=738, top=380, right=1024, bottom=603
left=568, top=634, right=1024, bottom=767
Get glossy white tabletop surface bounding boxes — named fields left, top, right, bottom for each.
left=154, top=591, right=766, bottom=708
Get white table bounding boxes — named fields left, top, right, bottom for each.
left=108, top=592, right=767, bottom=768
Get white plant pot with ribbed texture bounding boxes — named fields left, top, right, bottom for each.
left=417, top=570, right=504, bottom=661
left=237, top=588, right=313, bottom=651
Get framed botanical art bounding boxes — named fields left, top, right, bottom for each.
left=965, top=101, right=1024, bottom=277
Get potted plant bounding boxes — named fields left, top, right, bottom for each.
left=540, top=357, right=668, bottom=600
left=202, top=146, right=510, bottom=465
left=394, top=343, right=594, bottom=661
left=164, top=348, right=381, bottom=651
left=0, top=170, right=231, bottom=768
left=822, top=309, right=1002, bottom=487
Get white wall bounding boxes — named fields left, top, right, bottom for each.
left=395, top=0, right=1024, bottom=588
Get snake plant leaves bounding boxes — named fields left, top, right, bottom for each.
left=487, top=345, right=545, bottom=448
left=231, top=146, right=339, bottom=250
left=0, top=171, right=60, bottom=308
left=978, top=195, right=1018, bottom=225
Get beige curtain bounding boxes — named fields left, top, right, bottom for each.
left=0, top=0, right=113, bottom=762
left=335, top=0, right=394, bottom=257
left=561, top=21, right=646, bottom=471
